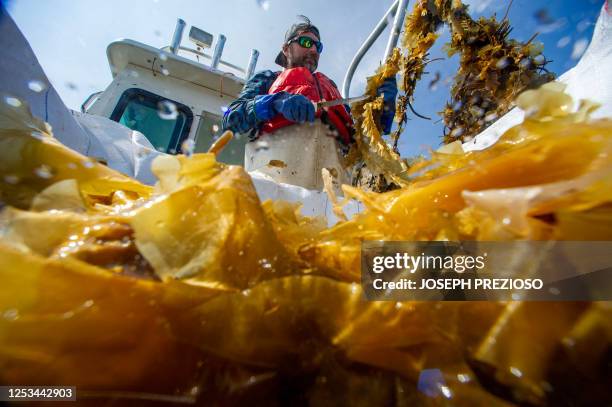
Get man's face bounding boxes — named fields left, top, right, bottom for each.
left=282, top=31, right=320, bottom=73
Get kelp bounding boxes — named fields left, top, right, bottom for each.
left=1, top=81, right=611, bottom=405
left=347, top=48, right=410, bottom=190
left=350, top=0, right=554, bottom=190
left=0, top=96, right=151, bottom=210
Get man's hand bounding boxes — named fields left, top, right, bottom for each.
left=376, top=77, right=398, bottom=134
left=225, top=109, right=252, bottom=134
left=272, top=93, right=316, bottom=123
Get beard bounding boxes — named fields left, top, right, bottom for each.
left=289, top=53, right=318, bottom=73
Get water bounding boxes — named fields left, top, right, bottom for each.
left=256, top=0, right=270, bottom=11
left=4, top=96, right=22, bottom=107
left=157, top=100, right=178, bottom=120
left=571, top=38, right=589, bottom=60
left=34, top=165, right=54, bottom=179
left=27, top=80, right=47, bottom=93
left=557, top=36, right=571, bottom=48
left=495, top=57, right=510, bottom=69
left=181, top=139, right=195, bottom=156
left=3, top=175, right=20, bottom=184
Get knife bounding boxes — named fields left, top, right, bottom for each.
left=313, top=94, right=369, bottom=110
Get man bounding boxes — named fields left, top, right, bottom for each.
left=222, top=16, right=397, bottom=190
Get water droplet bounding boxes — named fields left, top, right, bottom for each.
left=65, top=82, right=78, bottom=91
left=62, top=311, right=75, bottom=319
left=128, top=70, right=139, bottom=78
left=159, top=53, right=168, bottom=61
left=502, top=217, right=511, bottom=225
left=576, top=19, right=591, bottom=33
left=395, top=302, right=403, bottom=309
left=82, top=159, right=95, bottom=169
left=161, top=67, right=170, bottom=76
left=28, top=80, right=47, bottom=93
left=34, top=165, right=54, bottom=179
left=519, top=58, right=532, bottom=69
left=456, top=373, right=471, bottom=383
left=3, top=309, right=19, bottom=320
left=242, top=289, right=251, bottom=297
left=571, top=38, right=589, bottom=60
left=350, top=283, right=359, bottom=294
left=220, top=106, right=229, bottom=113
left=450, top=127, right=464, bottom=138
left=495, top=57, right=510, bottom=69
left=417, top=369, right=446, bottom=398
left=83, top=299, right=94, bottom=308
left=212, top=124, right=219, bottom=132
left=3, top=174, right=20, bottom=184
left=557, top=36, right=571, bottom=48
left=533, top=55, right=546, bottom=65
left=238, top=250, right=244, bottom=256
left=509, top=366, right=523, bottom=378
left=258, top=258, right=272, bottom=269
left=157, top=100, right=178, bottom=120
left=5, top=96, right=22, bottom=107
left=181, top=139, right=195, bottom=156
left=256, top=0, right=270, bottom=11
left=438, top=385, right=452, bottom=399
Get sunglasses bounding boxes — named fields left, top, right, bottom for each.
left=287, top=36, right=323, bottom=54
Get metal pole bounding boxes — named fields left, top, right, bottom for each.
left=245, top=49, right=260, bottom=80
left=169, top=18, right=186, bottom=55
left=211, top=34, right=226, bottom=70
left=341, top=0, right=399, bottom=98
left=384, top=0, right=409, bottom=60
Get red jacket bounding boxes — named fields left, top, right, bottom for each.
left=260, top=67, right=354, bottom=144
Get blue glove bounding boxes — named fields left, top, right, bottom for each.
left=376, top=77, right=398, bottom=134
left=224, top=109, right=251, bottom=134
left=271, top=93, right=315, bottom=124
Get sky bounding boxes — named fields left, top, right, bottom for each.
left=4, top=0, right=604, bottom=158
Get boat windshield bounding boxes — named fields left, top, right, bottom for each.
left=112, top=88, right=193, bottom=153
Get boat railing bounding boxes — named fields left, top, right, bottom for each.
left=341, top=0, right=409, bottom=98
